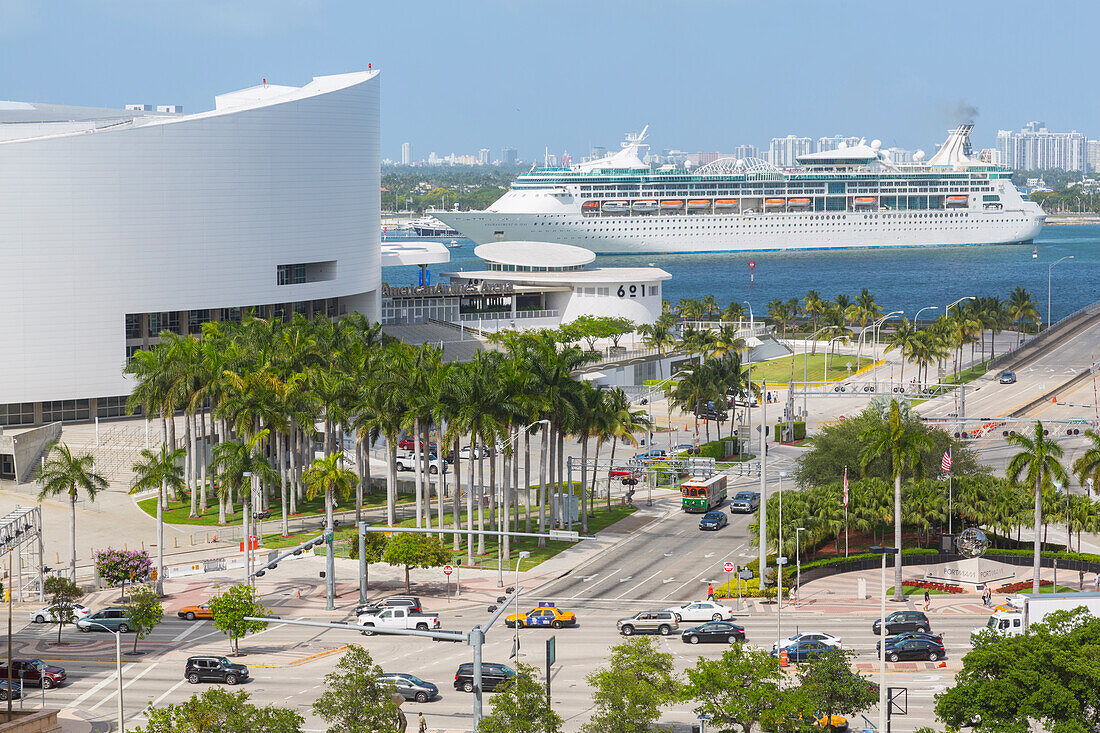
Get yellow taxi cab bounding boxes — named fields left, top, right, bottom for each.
left=816, top=714, right=848, bottom=732
left=176, top=603, right=213, bottom=621
left=505, top=602, right=577, bottom=629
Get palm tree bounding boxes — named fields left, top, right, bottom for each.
left=858, top=401, right=936, bottom=601
left=708, top=324, right=746, bottom=360
left=834, top=294, right=854, bottom=327
left=802, top=290, right=825, bottom=334
left=1073, top=429, right=1100, bottom=494
left=1007, top=286, right=1040, bottom=346
left=130, top=445, right=186, bottom=595
left=38, top=444, right=108, bottom=582
left=638, top=321, right=676, bottom=381
left=721, top=301, right=746, bottom=323
left=884, top=318, right=916, bottom=382
left=210, top=430, right=277, bottom=569
left=1007, top=422, right=1068, bottom=593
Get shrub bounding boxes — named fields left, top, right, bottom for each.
left=995, top=579, right=1053, bottom=593
left=95, top=548, right=151, bottom=586
left=902, top=580, right=964, bottom=594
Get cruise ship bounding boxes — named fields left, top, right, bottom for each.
left=433, top=125, right=1045, bottom=254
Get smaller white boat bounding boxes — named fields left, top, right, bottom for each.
left=1032, top=248, right=1038, bottom=259
left=447, top=239, right=462, bottom=249
left=603, top=200, right=630, bottom=213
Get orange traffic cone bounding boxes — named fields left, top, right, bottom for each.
left=1053, top=396, right=1057, bottom=403
left=937, top=661, right=946, bottom=668
left=779, top=649, right=789, bottom=668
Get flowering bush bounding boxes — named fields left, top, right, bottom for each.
left=902, top=580, right=965, bottom=594
left=995, top=579, right=1053, bottom=594
left=95, top=548, right=151, bottom=586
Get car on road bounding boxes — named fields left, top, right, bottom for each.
left=378, top=673, right=438, bottom=703
left=0, top=681, right=21, bottom=701
left=872, top=611, right=931, bottom=635
left=698, top=511, right=728, bottom=531
left=632, top=449, right=666, bottom=463
left=671, top=444, right=698, bottom=455
left=771, top=638, right=834, bottom=663
left=0, top=659, right=65, bottom=689
left=185, top=656, right=249, bottom=685
left=28, top=603, right=90, bottom=624
left=772, top=631, right=842, bottom=652
left=453, top=663, right=516, bottom=693
left=998, top=370, right=1017, bottom=384
left=608, top=466, right=643, bottom=479
left=617, top=611, right=678, bottom=636
left=667, top=601, right=734, bottom=623
left=505, top=604, right=576, bottom=629
left=883, top=636, right=946, bottom=662
left=729, top=491, right=760, bottom=513
left=681, top=621, right=745, bottom=644
left=356, top=597, right=423, bottom=615
left=176, top=603, right=213, bottom=621
left=874, top=631, right=943, bottom=654
left=357, top=607, right=440, bottom=635
left=76, top=608, right=132, bottom=633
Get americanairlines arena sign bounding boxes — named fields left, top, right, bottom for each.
left=381, top=282, right=515, bottom=298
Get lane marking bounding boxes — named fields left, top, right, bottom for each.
left=149, top=678, right=187, bottom=707
left=71, top=663, right=139, bottom=708
left=89, top=662, right=159, bottom=712
left=613, top=568, right=665, bottom=599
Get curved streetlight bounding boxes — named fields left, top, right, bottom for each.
left=513, top=550, right=531, bottom=660
left=946, top=296, right=975, bottom=315
left=82, top=621, right=124, bottom=731
left=1048, top=255, right=1075, bottom=329
left=913, top=305, right=938, bottom=324
left=871, top=311, right=905, bottom=389
left=803, top=326, right=837, bottom=415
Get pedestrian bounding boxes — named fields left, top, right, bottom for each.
left=418, top=712, right=427, bottom=733
left=983, top=587, right=991, bottom=607
left=923, top=589, right=931, bottom=612
left=707, top=583, right=715, bottom=600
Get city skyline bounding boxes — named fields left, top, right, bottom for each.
left=6, top=0, right=1100, bottom=162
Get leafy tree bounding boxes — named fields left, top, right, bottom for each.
left=936, top=608, right=1100, bottom=732
left=43, top=576, right=83, bottom=645
left=132, top=687, right=303, bottom=733
left=582, top=636, right=676, bottom=733
left=677, top=643, right=798, bottom=733
left=37, top=443, right=108, bottom=582
left=347, top=532, right=388, bottom=590
left=795, top=648, right=878, bottom=725
left=208, top=584, right=269, bottom=655
left=382, top=532, right=452, bottom=592
left=124, top=583, right=164, bottom=654
left=312, top=645, right=401, bottom=733
left=478, top=662, right=562, bottom=733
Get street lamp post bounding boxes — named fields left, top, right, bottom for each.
left=871, top=311, right=904, bottom=391
left=1048, top=255, right=1075, bottom=329
left=871, top=546, right=899, bottom=733
left=804, top=326, right=837, bottom=415
left=743, top=301, right=754, bottom=471
left=944, top=297, right=976, bottom=381
left=514, top=550, right=530, bottom=660
left=242, top=471, right=252, bottom=587
left=84, top=621, right=124, bottom=731
left=825, top=336, right=847, bottom=382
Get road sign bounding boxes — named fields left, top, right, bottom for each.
left=723, top=562, right=735, bottom=573
left=546, top=635, right=556, bottom=665
left=738, top=568, right=754, bottom=580
left=548, top=530, right=580, bottom=541
left=443, top=565, right=454, bottom=576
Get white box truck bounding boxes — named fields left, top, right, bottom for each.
left=971, top=591, right=1100, bottom=642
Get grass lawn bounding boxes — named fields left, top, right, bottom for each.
left=943, top=361, right=989, bottom=386
left=747, top=353, right=863, bottom=386
left=137, top=489, right=402, bottom=527
left=263, top=503, right=638, bottom=571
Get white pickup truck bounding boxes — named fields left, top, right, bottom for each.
left=971, top=591, right=1100, bottom=642
left=356, top=607, right=440, bottom=635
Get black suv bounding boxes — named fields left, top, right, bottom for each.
left=453, top=663, right=516, bottom=693
left=872, top=611, right=930, bottom=636
left=185, top=656, right=249, bottom=685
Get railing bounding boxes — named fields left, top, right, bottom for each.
left=683, top=320, right=771, bottom=337
left=458, top=309, right=560, bottom=322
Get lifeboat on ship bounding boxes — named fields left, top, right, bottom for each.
left=946, top=195, right=969, bottom=207
left=632, top=199, right=659, bottom=213
left=660, top=199, right=684, bottom=210
left=581, top=200, right=600, bottom=212
left=686, top=199, right=711, bottom=210
left=602, top=200, right=630, bottom=213
left=788, top=197, right=811, bottom=208
left=714, top=198, right=738, bottom=209
left=854, top=196, right=876, bottom=207
left=763, top=198, right=786, bottom=208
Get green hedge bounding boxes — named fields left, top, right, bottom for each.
left=697, top=439, right=737, bottom=460
left=773, top=422, right=806, bottom=441
left=984, top=549, right=1100, bottom=564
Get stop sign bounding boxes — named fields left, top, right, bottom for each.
left=723, top=562, right=735, bottom=573
left=443, top=565, right=454, bottom=576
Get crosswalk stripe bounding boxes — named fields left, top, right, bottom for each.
left=71, top=664, right=138, bottom=708
left=88, top=663, right=159, bottom=712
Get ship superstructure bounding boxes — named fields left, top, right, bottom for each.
left=433, top=125, right=1045, bottom=254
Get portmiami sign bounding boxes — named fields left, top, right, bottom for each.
left=381, top=282, right=515, bottom=298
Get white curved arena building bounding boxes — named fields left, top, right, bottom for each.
left=0, top=71, right=380, bottom=428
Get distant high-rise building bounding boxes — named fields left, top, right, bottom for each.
left=401, top=141, right=412, bottom=165
left=996, top=122, right=1087, bottom=171
left=886, top=147, right=914, bottom=164
left=696, top=152, right=722, bottom=165
left=428, top=152, right=441, bottom=165
left=590, top=145, right=607, bottom=160
left=502, top=147, right=518, bottom=165
left=1087, top=140, right=1100, bottom=173
left=816, top=135, right=861, bottom=153
left=478, top=148, right=490, bottom=165
left=733, top=144, right=760, bottom=161
left=769, top=135, right=812, bottom=167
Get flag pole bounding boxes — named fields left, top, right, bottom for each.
left=948, top=446, right=953, bottom=536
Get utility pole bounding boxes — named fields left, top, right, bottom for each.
left=759, top=379, right=768, bottom=585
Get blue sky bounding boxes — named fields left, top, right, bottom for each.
left=3, top=0, right=1097, bottom=160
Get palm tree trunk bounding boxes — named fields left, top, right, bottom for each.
left=183, top=413, right=193, bottom=509
left=537, top=429, right=547, bottom=548
left=279, top=432, right=289, bottom=536
left=435, top=427, right=444, bottom=538
left=386, top=438, right=397, bottom=526
left=453, top=436, right=462, bottom=552
left=413, top=419, right=423, bottom=528
left=354, top=437, right=364, bottom=528
left=467, top=433, right=476, bottom=563
left=157, top=479, right=165, bottom=595
left=69, top=489, right=78, bottom=582
left=893, top=472, right=903, bottom=603
left=579, top=437, right=590, bottom=534
left=502, top=436, right=511, bottom=563
left=288, top=422, right=299, bottom=516
left=591, top=439, right=602, bottom=516
left=556, top=430, right=565, bottom=529
left=546, top=426, right=556, bottom=530
left=199, top=409, right=209, bottom=513
left=524, top=431, right=532, bottom=532
left=477, top=436, right=486, bottom=556
left=1033, top=474, right=1042, bottom=593
left=421, top=423, right=433, bottom=530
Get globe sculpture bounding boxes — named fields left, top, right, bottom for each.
left=955, top=527, right=990, bottom=559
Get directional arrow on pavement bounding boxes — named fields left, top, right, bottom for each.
left=619, top=576, right=633, bottom=583
left=704, top=552, right=715, bottom=558
left=662, top=577, right=675, bottom=584
left=579, top=575, right=597, bottom=582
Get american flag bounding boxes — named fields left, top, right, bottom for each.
left=941, top=450, right=952, bottom=472
left=843, top=466, right=849, bottom=507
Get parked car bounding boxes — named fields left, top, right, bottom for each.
left=356, top=597, right=423, bottom=616
left=998, top=371, right=1017, bottom=384
left=378, top=673, right=438, bottom=703
left=28, top=603, right=90, bottom=624
left=666, top=601, right=734, bottom=623
left=671, top=444, right=699, bottom=455
left=772, top=631, right=842, bottom=652
left=185, top=656, right=249, bottom=685
left=177, top=603, right=213, bottom=621
left=77, top=608, right=132, bottom=633
left=456, top=445, right=490, bottom=460
left=875, top=631, right=943, bottom=654
left=357, top=607, right=440, bottom=635
left=771, top=638, right=834, bottom=663
left=632, top=449, right=666, bottom=463
left=395, top=452, right=448, bottom=473
left=729, top=491, right=760, bottom=513
left=698, top=511, right=728, bottom=531
left=608, top=466, right=643, bottom=479
left=617, top=611, right=678, bottom=636
left=872, top=611, right=931, bottom=636
left=883, top=636, right=945, bottom=662
left=398, top=437, right=438, bottom=452
left=0, top=681, right=20, bottom=701
left=0, top=659, right=65, bottom=689
left=453, top=663, right=516, bottom=693
left=505, top=604, right=577, bottom=629
left=681, top=621, right=745, bottom=644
